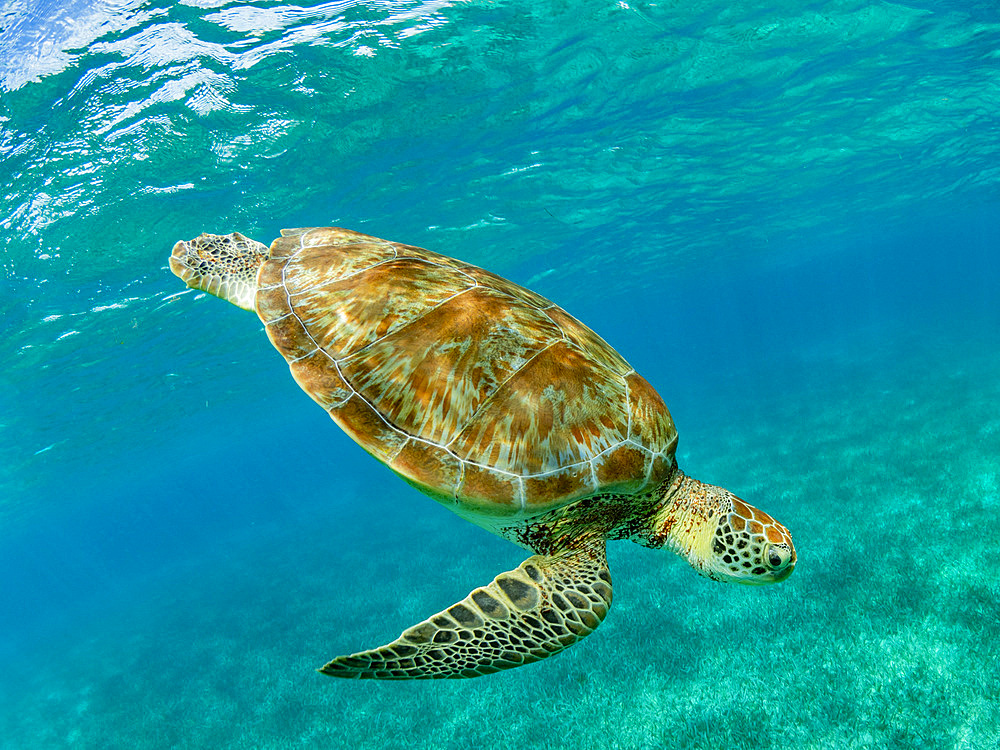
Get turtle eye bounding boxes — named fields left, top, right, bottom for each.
left=766, top=545, right=790, bottom=570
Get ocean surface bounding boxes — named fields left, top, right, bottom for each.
left=2, top=0, right=999, bottom=747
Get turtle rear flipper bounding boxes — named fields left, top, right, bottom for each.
left=320, top=541, right=612, bottom=679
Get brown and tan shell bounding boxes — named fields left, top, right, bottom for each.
left=254, top=227, right=678, bottom=516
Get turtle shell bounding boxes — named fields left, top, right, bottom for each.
left=255, top=227, right=678, bottom=515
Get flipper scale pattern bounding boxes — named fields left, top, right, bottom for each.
left=320, top=541, right=611, bottom=679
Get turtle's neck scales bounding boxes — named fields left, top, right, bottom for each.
left=484, top=467, right=683, bottom=556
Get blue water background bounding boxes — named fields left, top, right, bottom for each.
left=2, top=0, right=999, bottom=747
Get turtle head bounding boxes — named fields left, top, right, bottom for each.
left=169, top=232, right=270, bottom=311
left=649, top=473, right=796, bottom=585
left=703, top=493, right=796, bottom=585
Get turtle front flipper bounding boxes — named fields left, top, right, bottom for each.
left=320, top=541, right=612, bottom=679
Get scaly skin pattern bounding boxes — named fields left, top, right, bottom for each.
left=169, top=225, right=796, bottom=679
left=486, top=468, right=794, bottom=585
left=320, top=540, right=612, bottom=679
left=169, top=232, right=268, bottom=311
left=641, top=470, right=795, bottom=584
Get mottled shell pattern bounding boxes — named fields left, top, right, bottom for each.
left=255, top=227, right=678, bottom=516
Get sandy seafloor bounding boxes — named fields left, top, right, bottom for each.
left=1, top=0, right=999, bottom=748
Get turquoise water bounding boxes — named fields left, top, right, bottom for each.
left=2, top=0, right=999, bottom=746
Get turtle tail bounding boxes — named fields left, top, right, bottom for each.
left=169, top=232, right=270, bottom=311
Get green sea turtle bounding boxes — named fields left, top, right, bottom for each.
left=169, top=226, right=795, bottom=680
